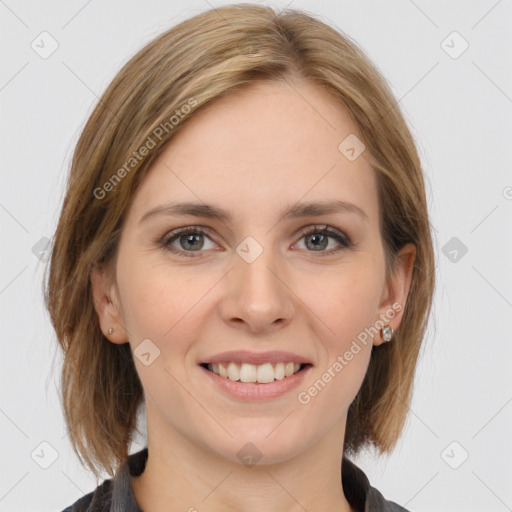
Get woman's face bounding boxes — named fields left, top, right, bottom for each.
left=92, top=80, right=414, bottom=465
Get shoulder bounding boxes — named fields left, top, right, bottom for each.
left=59, top=478, right=113, bottom=512
left=367, top=484, right=412, bottom=511
left=59, top=447, right=148, bottom=512
left=342, top=456, right=412, bottom=512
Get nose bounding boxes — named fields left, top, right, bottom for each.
left=220, top=245, right=295, bottom=334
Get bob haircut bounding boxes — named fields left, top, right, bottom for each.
left=44, top=3, right=435, bottom=481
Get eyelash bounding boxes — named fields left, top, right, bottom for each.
left=158, top=224, right=352, bottom=258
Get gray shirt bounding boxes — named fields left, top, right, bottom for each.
left=61, top=447, right=411, bottom=512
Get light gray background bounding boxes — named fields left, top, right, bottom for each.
left=1, top=1, right=511, bottom=511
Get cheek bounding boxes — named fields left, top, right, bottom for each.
left=117, top=264, right=209, bottom=399
left=305, top=259, right=383, bottom=341
left=298, top=259, right=382, bottom=399
left=117, top=256, right=210, bottom=346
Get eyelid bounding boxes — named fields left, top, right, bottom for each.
left=158, top=224, right=352, bottom=257
left=296, top=224, right=352, bottom=247
left=159, top=225, right=219, bottom=257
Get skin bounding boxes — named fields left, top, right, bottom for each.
left=91, top=79, right=415, bottom=512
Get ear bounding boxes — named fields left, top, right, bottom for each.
left=90, top=262, right=129, bottom=344
left=373, top=243, right=416, bottom=346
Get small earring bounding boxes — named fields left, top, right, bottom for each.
left=381, top=324, right=394, bottom=342
left=108, top=328, right=114, bottom=335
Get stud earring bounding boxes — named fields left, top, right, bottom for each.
left=380, top=324, right=394, bottom=342
left=108, top=328, right=114, bottom=335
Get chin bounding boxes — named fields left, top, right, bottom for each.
left=208, top=428, right=311, bottom=467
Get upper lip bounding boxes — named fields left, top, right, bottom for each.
left=199, top=350, right=313, bottom=366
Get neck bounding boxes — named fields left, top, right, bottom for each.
left=132, top=408, right=355, bottom=512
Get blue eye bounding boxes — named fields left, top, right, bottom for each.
left=297, top=225, right=352, bottom=254
left=160, top=227, right=215, bottom=257
left=159, top=225, right=352, bottom=258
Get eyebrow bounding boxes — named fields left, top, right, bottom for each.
left=139, top=199, right=369, bottom=224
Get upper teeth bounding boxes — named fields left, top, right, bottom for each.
left=207, top=362, right=302, bottom=383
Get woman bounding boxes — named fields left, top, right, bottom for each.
left=46, top=4, right=435, bottom=511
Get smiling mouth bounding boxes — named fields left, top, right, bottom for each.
left=200, top=362, right=312, bottom=384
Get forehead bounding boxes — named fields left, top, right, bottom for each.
left=125, top=80, right=379, bottom=227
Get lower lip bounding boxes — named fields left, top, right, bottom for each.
left=199, top=364, right=312, bottom=401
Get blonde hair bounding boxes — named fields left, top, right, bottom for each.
left=44, top=3, right=435, bottom=481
